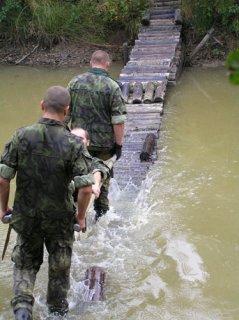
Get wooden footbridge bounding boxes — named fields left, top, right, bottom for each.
left=114, top=0, right=184, bottom=195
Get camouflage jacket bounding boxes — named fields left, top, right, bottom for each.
left=0, top=118, right=108, bottom=237
left=66, top=68, right=127, bottom=151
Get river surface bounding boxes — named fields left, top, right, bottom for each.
left=0, top=65, right=239, bottom=320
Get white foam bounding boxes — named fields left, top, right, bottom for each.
left=165, top=238, right=209, bottom=283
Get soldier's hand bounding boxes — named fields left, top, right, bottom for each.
left=92, top=183, right=101, bottom=199
left=78, top=217, right=87, bottom=233
left=1, top=208, right=12, bottom=222
left=114, top=143, right=122, bottom=160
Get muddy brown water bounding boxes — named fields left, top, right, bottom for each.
left=0, top=65, right=239, bottom=319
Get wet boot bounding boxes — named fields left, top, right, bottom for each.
left=94, top=209, right=107, bottom=222
left=14, top=308, right=32, bottom=320
left=47, top=308, right=68, bottom=319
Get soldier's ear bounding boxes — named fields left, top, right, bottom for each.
left=64, top=105, right=69, bottom=116
left=41, top=100, right=45, bottom=111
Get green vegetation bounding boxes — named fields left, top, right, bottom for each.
left=227, top=49, right=239, bottom=85
left=0, top=0, right=150, bottom=47
left=182, top=0, right=239, bottom=35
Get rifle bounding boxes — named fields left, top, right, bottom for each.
left=2, top=211, right=13, bottom=260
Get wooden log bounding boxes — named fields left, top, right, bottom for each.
left=83, top=266, right=105, bottom=301
left=140, top=133, right=157, bottom=161
left=143, top=82, right=155, bottom=104
left=15, top=44, right=39, bottom=65
left=174, top=9, right=182, bottom=25
left=132, top=82, right=143, bottom=104
left=141, top=9, right=151, bottom=26
left=121, top=82, right=130, bottom=103
left=186, top=27, right=215, bottom=65
left=122, top=42, right=129, bottom=65
left=154, top=81, right=167, bottom=102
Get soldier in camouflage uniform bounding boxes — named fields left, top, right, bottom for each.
left=65, top=50, right=127, bottom=221
left=0, top=86, right=109, bottom=320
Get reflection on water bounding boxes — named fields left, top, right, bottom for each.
left=0, top=66, right=239, bottom=319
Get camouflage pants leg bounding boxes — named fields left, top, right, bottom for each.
left=89, top=150, right=112, bottom=212
left=11, top=234, right=44, bottom=313
left=45, top=237, right=73, bottom=315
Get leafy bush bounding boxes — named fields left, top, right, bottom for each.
left=227, top=49, right=239, bottom=85
left=182, top=0, right=239, bottom=35
left=0, top=0, right=150, bottom=46
left=97, top=0, right=150, bottom=41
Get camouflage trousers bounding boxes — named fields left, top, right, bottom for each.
left=11, top=231, right=74, bottom=315
left=88, top=149, right=112, bottom=212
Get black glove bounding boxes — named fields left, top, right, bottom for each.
left=114, top=143, right=122, bottom=160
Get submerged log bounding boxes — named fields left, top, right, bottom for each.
left=83, top=266, right=105, bottom=301
left=132, top=82, right=143, bottom=104
left=143, top=82, right=155, bottom=104
left=140, top=133, right=156, bottom=161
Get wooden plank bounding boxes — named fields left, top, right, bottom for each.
left=126, top=59, right=171, bottom=66
left=127, top=102, right=163, bottom=108
left=122, top=66, right=169, bottom=72
left=150, top=8, right=174, bottom=14
left=120, top=72, right=169, bottom=78
left=119, top=76, right=168, bottom=82
left=130, top=51, right=176, bottom=57
left=138, top=34, right=180, bottom=40
left=131, top=46, right=177, bottom=53
left=133, top=42, right=179, bottom=49
left=150, top=13, right=174, bottom=19
left=139, top=29, right=181, bottom=34
left=135, top=39, right=178, bottom=45
left=83, top=266, right=105, bottom=302
left=140, top=25, right=182, bottom=31
left=146, top=19, right=175, bottom=25
left=127, top=113, right=162, bottom=120
left=122, top=67, right=169, bottom=74
left=129, top=55, right=174, bottom=61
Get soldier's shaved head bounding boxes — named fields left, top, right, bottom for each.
left=43, top=86, right=70, bottom=114
left=71, top=128, right=90, bottom=146
left=90, top=50, right=111, bottom=68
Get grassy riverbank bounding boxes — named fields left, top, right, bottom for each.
left=0, top=0, right=238, bottom=67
